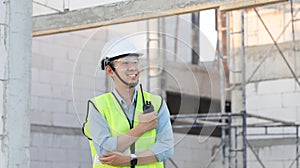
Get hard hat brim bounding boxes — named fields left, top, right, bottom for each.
left=106, top=52, right=143, bottom=60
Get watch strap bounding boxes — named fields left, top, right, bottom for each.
left=130, top=154, right=137, bottom=167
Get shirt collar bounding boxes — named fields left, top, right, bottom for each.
left=112, top=88, right=137, bottom=106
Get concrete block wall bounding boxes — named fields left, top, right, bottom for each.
left=230, top=6, right=295, bottom=47
left=31, top=28, right=107, bottom=128
left=30, top=128, right=92, bottom=168
left=241, top=76, right=300, bottom=166
left=247, top=142, right=298, bottom=168
left=246, top=78, right=300, bottom=123
left=31, top=28, right=107, bottom=168
left=167, top=133, right=222, bottom=168
left=244, top=78, right=300, bottom=168
left=245, top=79, right=300, bottom=139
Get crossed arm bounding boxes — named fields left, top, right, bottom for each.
left=89, top=101, right=174, bottom=166
left=99, top=112, right=159, bottom=166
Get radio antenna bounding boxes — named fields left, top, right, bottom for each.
left=139, top=84, right=146, bottom=105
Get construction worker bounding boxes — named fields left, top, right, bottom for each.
left=82, top=37, right=174, bottom=168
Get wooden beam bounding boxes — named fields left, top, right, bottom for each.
left=220, top=0, right=289, bottom=11
left=32, top=0, right=288, bottom=36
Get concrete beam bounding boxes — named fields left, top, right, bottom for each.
left=248, top=137, right=298, bottom=147
left=231, top=41, right=300, bottom=84
left=165, top=61, right=222, bottom=100
left=32, top=0, right=287, bottom=36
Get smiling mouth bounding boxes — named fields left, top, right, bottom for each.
left=127, top=71, right=139, bottom=77
left=128, top=74, right=137, bottom=78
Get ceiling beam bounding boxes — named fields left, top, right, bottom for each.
left=32, top=0, right=288, bottom=36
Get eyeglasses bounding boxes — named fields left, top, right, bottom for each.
left=114, top=57, right=139, bottom=69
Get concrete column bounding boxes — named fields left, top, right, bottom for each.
left=0, top=0, right=32, bottom=168
left=0, top=1, right=9, bottom=167
left=146, top=19, right=162, bottom=95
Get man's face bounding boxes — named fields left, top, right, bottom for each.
left=113, top=55, right=140, bottom=86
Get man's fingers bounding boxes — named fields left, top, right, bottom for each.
left=140, top=112, right=158, bottom=121
left=103, top=152, right=113, bottom=157
left=99, top=155, right=114, bottom=164
left=99, top=152, right=113, bottom=163
left=99, top=156, right=109, bottom=163
left=143, top=111, right=156, bottom=116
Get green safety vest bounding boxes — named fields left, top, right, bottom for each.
left=82, top=91, right=164, bottom=168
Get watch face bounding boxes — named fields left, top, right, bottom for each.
left=131, top=156, right=137, bottom=166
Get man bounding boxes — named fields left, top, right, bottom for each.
left=82, top=37, right=174, bottom=168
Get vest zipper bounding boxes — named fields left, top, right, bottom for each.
left=111, top=92, right=137, bottom=168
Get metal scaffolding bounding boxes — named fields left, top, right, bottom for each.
left=169, top=0, right=300, bottom=167
left=170, top=113, right=300, bottom=168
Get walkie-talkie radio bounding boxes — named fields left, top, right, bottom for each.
left=139, top=84, right=154, bottom=113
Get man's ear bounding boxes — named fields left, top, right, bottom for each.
left=105, top=66, right=114, bottom=77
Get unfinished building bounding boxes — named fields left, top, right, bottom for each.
left=1, top=0, right=300, bottom=168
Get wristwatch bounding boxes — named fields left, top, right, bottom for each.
left=130, top=154, right=138, bottom=166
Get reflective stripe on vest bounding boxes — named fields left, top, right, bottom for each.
left=83, top=91, right=164, bottom=168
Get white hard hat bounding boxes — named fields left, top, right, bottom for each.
left=100, top=38, right=143, bottom=70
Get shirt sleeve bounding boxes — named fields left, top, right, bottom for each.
left=89, top=102, right=118, bottom=157
left=148, top=100, right=174, bottom=162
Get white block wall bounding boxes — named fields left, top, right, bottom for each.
left=31, top=28, right=106, bottom=168
left=246, top=78, right=300, bottom=137
left=245, top=78, right=300, bottom=166
left=247, top=143, right=298, bottom=168
left=30, top=131, right=91, bottom=168
left=31, top=28, right=106, bottom=129
left=166, top=133, right=222, bottom=168
left=246, top=78, right=300, bottom=123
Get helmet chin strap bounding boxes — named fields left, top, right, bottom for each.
left=114, top=70, right=139, bottom=88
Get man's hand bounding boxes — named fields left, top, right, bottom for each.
left=98, top=152, right=130, bottom=166
left=137, top=112, right=158, bottom=133
left=115, top=112, right=158, bottom=153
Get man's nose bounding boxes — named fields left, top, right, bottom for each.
left=127, top=62, right=138, bottom=70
